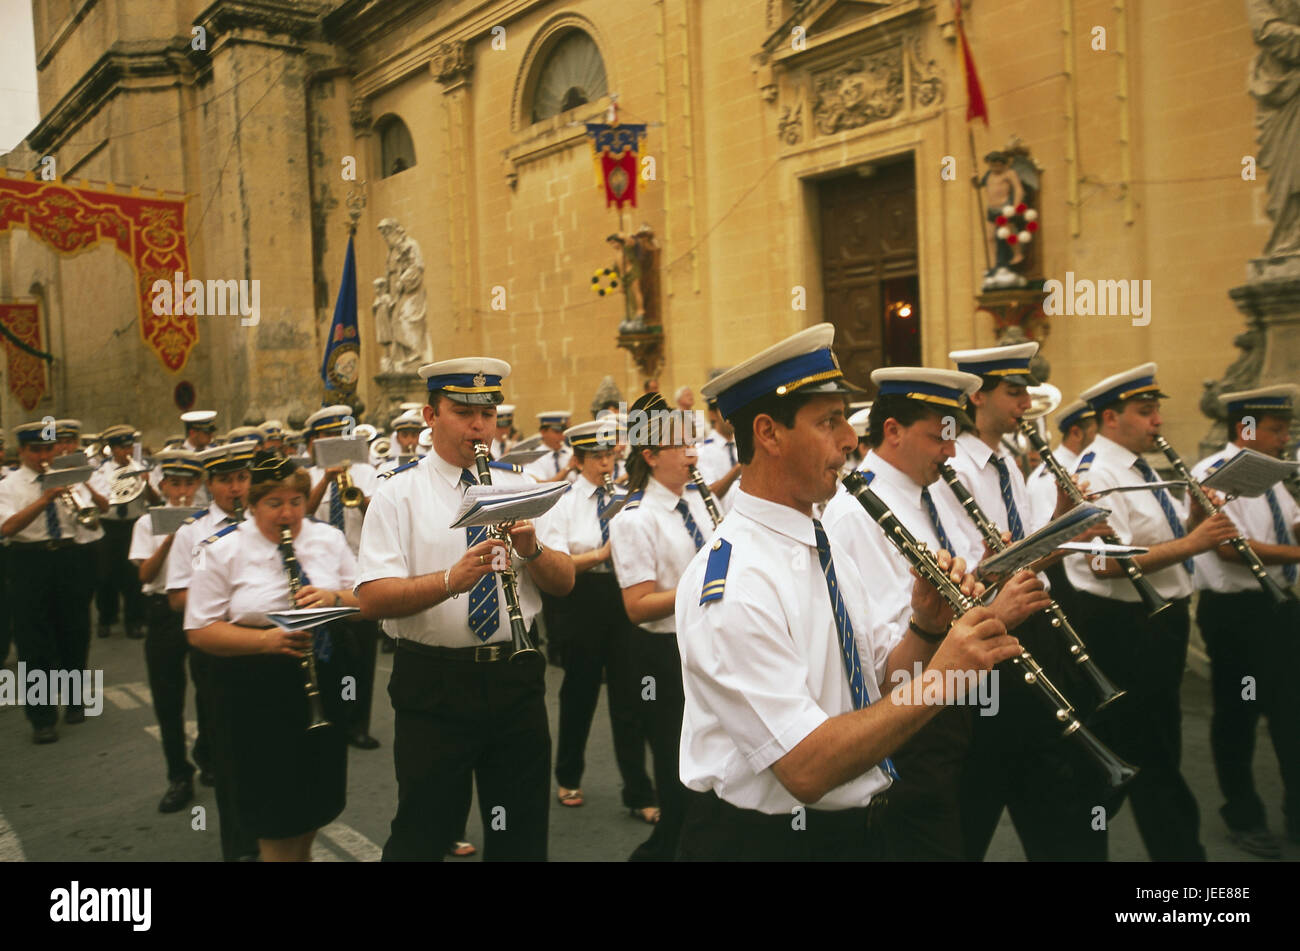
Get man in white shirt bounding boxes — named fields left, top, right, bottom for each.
left=90, top=423, right=156, bottom=640
left=1064, top=363, right=1238, bottom=861
left=52, top=419, right=107, bottom=678
left=1026, top=399, right=1097, bottom=526
left=523, top=411, right=574, bottom=483
left=675, top=324, right=1019, bottom=861
left=357, top=358, right=574, bottom=862
left=491, top=404, right=516, bottom=460
left=1192, top=384, right=1300, bottom=857
left=376, top=411, right=424, bottom=475
left=695, top=393, right=741, bottom=510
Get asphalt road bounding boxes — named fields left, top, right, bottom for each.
left=0, top=632, right=1292, bottom=863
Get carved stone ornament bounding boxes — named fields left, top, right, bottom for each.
left=349, top=97, right=372, bottom=136
left=431, top=40, right=472, bottom=86
left=811, top=47, right=903, bottom=136
left=778, top=101, right=803, bottom=145
left=905, top=35, right=944, bottom=109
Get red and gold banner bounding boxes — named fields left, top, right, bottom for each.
left=0, top=174, right=196, bottom=372
left=585, top=123, right=647, bottom=209
left=0, top=302, right=47, bottom=410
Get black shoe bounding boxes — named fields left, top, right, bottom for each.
left=64, top=706, right=85, bottom=725
left=1227, top=825, right=1282, bottom=859
left=158, top=778, right=194, bottom=813
left=347, top=730, right=381, bottom=750
left=33, top=726, right=58, bottom=744
left=198, top=770, right=216, bottom=786
left=97, top=622, right=115, bottom=638
left=126, top=625, right=146, bottom=640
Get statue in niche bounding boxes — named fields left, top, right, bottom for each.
left=376, top=218, right=429, bottom=373
left=1248, top=0, right=1300, bottom=257
left=607, top=224, right=661, bottom=334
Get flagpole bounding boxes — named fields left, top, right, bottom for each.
left=970, top=127, right=991, bottom=276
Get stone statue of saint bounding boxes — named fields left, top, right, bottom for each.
left=371, top=277, right=395, bottom=372
left=376, top=218, right=429, bottom=373
left=1249, top=0, right=1300, bottom=257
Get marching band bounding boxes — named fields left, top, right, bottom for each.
left=1, top=329, right=1297, bottom=863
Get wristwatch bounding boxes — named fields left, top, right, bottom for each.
left=519, top=540, right=545, bottom=563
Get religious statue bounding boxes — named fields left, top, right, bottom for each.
left=1248, top=0, right=1300, bottom=258
left=371, top=277, right=394, bottom=369
left=974, top=148, right=1041, bottom=290
left=607, top=224, right=660, bottom=333
left=375, top=218, right=429, bottom=373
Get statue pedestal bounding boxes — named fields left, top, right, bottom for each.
left=374, top=372, right=424, bottom=424
left=616, top=328, right=664, bottom=379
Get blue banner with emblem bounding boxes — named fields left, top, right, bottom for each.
left=321, top=234, right=360, bottom=392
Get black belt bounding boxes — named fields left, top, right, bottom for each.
left=701, top=788, right=890, bottom=834
left=395, top=638, right=513, bottom=663
left=8, top=539, right=76, bottom=551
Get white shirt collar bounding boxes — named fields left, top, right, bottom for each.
left=733, top=487, right=816, bottom=548
left=643, top=476, right=684, bottom=510
left=1090, top=433, right=1138, bottom=468
left=957, top=431, right=1005, bottom=469
left=577, top=473, right=603, bottom=500
left=430, top=449, right=474, bottom=491
left=861, top=449, right=928, bottom=503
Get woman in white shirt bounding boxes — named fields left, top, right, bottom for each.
left=185, top=452, right=359, bottom=862
left=609, top=393, right=713, bottom=861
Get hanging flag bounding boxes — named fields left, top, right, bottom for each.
left=953, top=1, right=988, bottom=125
left=585, top=123, right=647, bottom=209
left=0, top=301, right=49, bottom=409
left=321, top=233, right=360, bottom=392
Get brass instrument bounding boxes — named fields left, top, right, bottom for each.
left=1017, top=420, right=1171, bottom=616
left=108, top=465, right=150, bottom=506
left=336, top=469, right=364, bottom=508
left=1153, top=435, right=1295, bottom=605
left=278, top=526, right=330, bottom=731
left=687, top=464, right=724, bottom=528
left=471, top=441, right=544, bottom=665
left=937, top=462, right=1126, bottom=711
left=41, top=462, right=100, bottom=529
left=840, top=470, right=1138, bottom=790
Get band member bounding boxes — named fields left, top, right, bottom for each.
left=1026, top=399, right=1097, bottom=527
left=171, top=410, right=218, bottom=507
left=1192, top=384, right=1300, bottom=857
left=130, top=450, right=205, bottom=812
left=1065, top=363, right=1239, bottom=861
left=377, top=411, right=424, bottom=474
left=940, top=345, right=1107, bottom=860
left=546, top=419, right=656, bottom=821
left=695, top=393, right=741, bottom=510
left=0, top=422, right=99, bottom=742
left=53, top=420, right=106, bottom=667
left=492, top=404, right=516, bottom=459
left=186, top=452, right=357, bottom=862
left=304, top=404, right=382, bottom=750
left=166, top=439, right=257, bottom=861
left=676, top=325, right=1017, bottom=861
left=609, top=392, right=717, bottom=860
left=90, top=424, right=155, bottom=640
left=357, top=357, right=574, bottom=862
left=258, top=420, right=287, bottom=456
left=524, top=411, right=575, bottom=483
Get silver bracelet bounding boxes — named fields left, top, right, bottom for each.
left=444, top=566, right=459, bottom=599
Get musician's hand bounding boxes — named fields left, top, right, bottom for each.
left=447, top=538, right=509, bottom=595
left=909, top=550, right=982, bottom=633
left=989, top=570, right=1052, bottom=630
left=1187, top=511, right=1238, bottom=553
left=295, top=585, right=338, bottom=609
left=931, top=607, right=1019, bottom=689
left=324, top=465, right=349, bottom=479
left=263, top=627, right=313, bottom=657
left=981, top=531, right=1012, bottom=561
left=39, top=486, right=64, bottom=505
left=1072, top=519, right=1112, bottom=544
left=506, top=519, right=539, bottom=558
left=1189, top=487, right=1226, bottom=526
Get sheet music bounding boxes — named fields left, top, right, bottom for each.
left=266, top=606, right=360, bottom=631
left=38, top=465, right=94, bottom=489
left=149, top=506, right=207, bottom=535
left=498, top=448, right=550, bottom=465
left=312, top=435, right=371, bottom=468
left=449, top=482, right=570, bottom=529
left=1200, top=447, right=1300, bottom=498
left=976, top=503, right=1110, bottom=582
left=50, top=451, right=88, bottom=469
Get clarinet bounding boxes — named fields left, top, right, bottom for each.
left=472, top=442, right=544, bottom=664
left=1153, top=435, right=1294, bottom=605
left=840, top=471, right=1138, bottom=790
left=1017, top=420, right=1170, bottom=617
left=278, top=527, right=330, bottom=731
left=688, top=465, right=724, bottom=528
left=937, top=463, right=1126, bottom=711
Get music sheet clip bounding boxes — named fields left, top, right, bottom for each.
left=1200, top=447, right=1300, bottom=499
left=976, top=502, right=1110, bottom=582
left=266, top=606, right=360, bottom=631
left=1057, top=541, right=1149, bottom=559
left=450, top=482, right=569, bottom=529
left=498, top=448, right=551, bottom=465
left=312, top=435, right=371, bottom=469
left=37, top=466, right=95, bottom=489
left=149, top=506, right=207, bottom=535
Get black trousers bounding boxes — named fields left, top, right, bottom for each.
left=886, top=706, right=971, bottom=860
left=337, top=618, right=380, bottom=734
left=96, top=520, right=144, bottom=627
left=627, top=626, right=686, bottom=861
left=1198, top=590, right=1300, bottom=832
left=6, top=543, right=92, bottom=728
left=677, top=789, right=890, bottom=861
left=553, top=572, right=654, bottom=807
left=1072, top=591, right=1205, bottom=861
left=143, top=594, right=195, bottom=782
left=0, top=543, right=12, bottom=664
left=382, top=639, right=551, bottom=862
left=187, top=648, right=251, bottom=859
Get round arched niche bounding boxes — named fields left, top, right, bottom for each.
left=375, top=113, right=417, bottom=178
left=513, top=15, right=614, bottom=131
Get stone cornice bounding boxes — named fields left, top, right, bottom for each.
left=193, top=0, right=331, bottom=41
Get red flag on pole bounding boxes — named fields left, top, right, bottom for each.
left=953, top=1, right=988, bottom=125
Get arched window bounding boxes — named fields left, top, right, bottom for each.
left=530, top=30, right=608, bottom=124
left=376, top=115, right=416, bottom=177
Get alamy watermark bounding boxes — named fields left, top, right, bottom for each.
left=889, top=663, right=1000, bottom=716
left=150, top=270, right=260, bottom=326
left=0, top=664, right=104, bottom=715
left=1042, top=271, right=1151, bottom=327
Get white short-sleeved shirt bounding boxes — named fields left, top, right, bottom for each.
left=128, top=509, right=176, bottom=595
left=943, top=432, right=1043, bottom=534
left=695, top=435, right=740, bottom=513
left=676, top=488, right=895, bottom=814
left=90, top=458, right=150, bottom=521
left=822, top=450, right=983, bottom=642
left=165, top=502, right=248, bottom=592
left=307, top=462, right=379, bottom=556
left=544, top=474, right=617, bottom=574
left=1192, top=444, right=1300, bottom=593
left=524, top=445, right=574, bottom=483
left=355, top=451, right=558, bottom=647
left=1063, top=434, right=1194, bottom=602
left=184, top=519, right=356, bottom=631
left=609, top=477, right=714, bottom=634
left=0, top=464, right=79, bottom=542
left=1026, top=444, right=1081, bottom=534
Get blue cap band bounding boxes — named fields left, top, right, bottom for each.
left=425, top=372, right=503, bottom=394
left=715, top=349, right=842, bottom=419
left=954, top=356, right=1033, bottom=378
left=876, top=379, right=966, bottom=408
left=1086, top=375, right=1160, bottom=413
left=1057, top=408, right=1096, bottom=433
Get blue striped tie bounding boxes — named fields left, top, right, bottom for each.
left=675, top=499, right=706, bottom=551
left=812, top=519, right=898, bottom=781
left=1266, top=488, right=1297, bottom=585
left=460, top=469, right=500, bottom=642
left=278, top=542, right=332, bottom=661
left=920, top=487, right=954, bottom=554
left=992, top=456, right=1025, bottom=541
left=1133, top=458, right=1193, bottom=575
left=726, top=441, right=736, bottom=466
left=596, top=487, right=611, bottom=545
left=328, top=479, right=344, bottom=530
left=45, top=501, right=62, bottom=540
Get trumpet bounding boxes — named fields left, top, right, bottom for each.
left=472, top=441, right=544, bottom=666
left=937, top=463, right=1126, bottom=711
left=336, top=469, right=364, bottom=508
left=278, top=526, right=330, bottom=731
left=41, top=463, right=100, bottom=529
left=1153, top=435, right=1295, bottom=605
left=840, top=470, right=1139, bottom=790
left=1017, top=420, right=1171, bottom=617
left=687, top=464, right=724, bottom=528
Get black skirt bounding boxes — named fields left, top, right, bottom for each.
left=206, top=639, right=347, bottom=840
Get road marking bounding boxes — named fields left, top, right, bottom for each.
left=122, top=682, right=154, bottom=705
left=103, top=686, right=142, bottom=709
left=143, top=720, right=198, bottom=744
left=319, top=821, right=382, bottom=862
left=0, top=807, right=26, bottom=862
left=311, top=841, right=342, bottom=862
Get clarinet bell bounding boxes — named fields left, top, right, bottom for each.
left=1064, top=719, right=1139, bottom=791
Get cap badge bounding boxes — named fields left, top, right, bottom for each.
left=473, top=373, right=486, bottom=387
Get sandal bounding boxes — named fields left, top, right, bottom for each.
left=629, top=806, right=660, bottom=824
left=558, top=787, right=585, bottom=807
left=448, top=840, right=477, bottom=857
